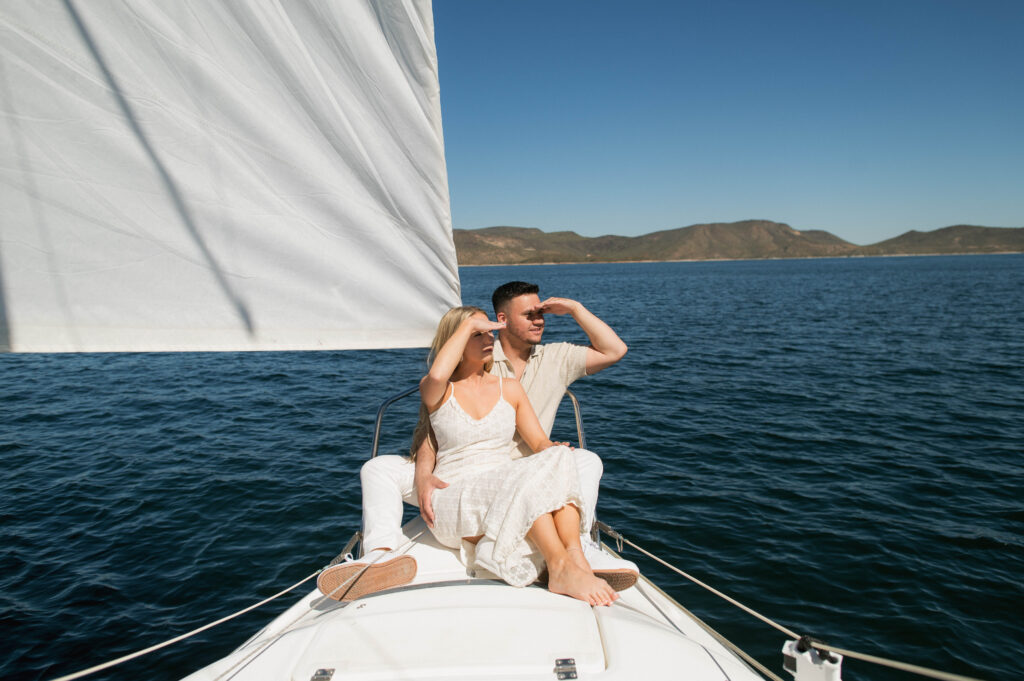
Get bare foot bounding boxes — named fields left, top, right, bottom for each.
left=547, top=558, right=619, bottom=606
left=567, top=546, right=590, bottom=573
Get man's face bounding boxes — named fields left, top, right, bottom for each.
left=497, top=293, right=544, bottom=345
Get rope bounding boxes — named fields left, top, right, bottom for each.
left=596, top=522, right=987, bottom=681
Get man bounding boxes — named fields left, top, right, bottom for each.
left=318, top=281, right=634, bottom=601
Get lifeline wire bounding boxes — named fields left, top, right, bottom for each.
left=596, top=522, right=987, bottom=681
left=47, top=568, right=323, bottom=681
left=45, top=529, right=423, bottom=681
left=210, top=530, right=425, bottom=681
left=46, top=523, right=987, bottom=681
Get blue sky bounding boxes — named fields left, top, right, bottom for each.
left=433, top=0, right=1023, bottom=245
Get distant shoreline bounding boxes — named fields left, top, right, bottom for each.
left=459, top=250, right=1024, bottom=268
left=454, top=222, right=1024, bottom=267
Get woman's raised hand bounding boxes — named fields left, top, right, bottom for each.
left=464, top=316, right=505, bottom=334
left=422, top=312, right=505, bottom=410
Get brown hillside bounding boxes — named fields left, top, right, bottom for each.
left=454, top=222, right=1023, bottom=265
left=630, top=221, right=856, bottom=260
left=853, top=225, right=1024, bottom=256
left=454, top=220, right=856, bottom=265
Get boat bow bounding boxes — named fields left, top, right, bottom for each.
left=185, top=517, right=766, bottom=681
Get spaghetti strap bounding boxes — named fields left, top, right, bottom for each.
left=498, top=376, right=503, bottom=398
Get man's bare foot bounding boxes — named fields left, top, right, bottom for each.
left=547, top=557, right=619, bottom=606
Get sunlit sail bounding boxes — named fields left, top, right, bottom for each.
left=0, top=0, right=459, bottom=352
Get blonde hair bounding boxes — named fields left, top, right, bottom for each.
left=410, top=305, right=491, bottom=460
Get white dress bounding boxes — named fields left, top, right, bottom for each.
left=428, top=378, right=585, bottom=586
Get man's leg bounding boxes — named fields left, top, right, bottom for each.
left=360, top=455, right=417, bottom=553
left=318, top=455, right=417, bottom=601
left=573, top=448, right=603, bottom=533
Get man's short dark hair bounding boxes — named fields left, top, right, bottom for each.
left=492, top=281, right=539, bottom=313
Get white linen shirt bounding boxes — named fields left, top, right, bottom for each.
left=489, top=338, right=588, bottom=458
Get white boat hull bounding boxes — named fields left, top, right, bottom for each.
left=185, top=518, right=766, bottom=681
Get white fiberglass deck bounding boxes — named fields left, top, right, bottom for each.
left=185, top=518, right=766, bottom=681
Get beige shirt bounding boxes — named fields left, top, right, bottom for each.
left=489, top=338, right=588, bottom=458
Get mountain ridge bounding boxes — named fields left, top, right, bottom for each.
left=453, top=221, right=1024, bottom=265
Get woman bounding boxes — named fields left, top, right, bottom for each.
left=416, top=305, right=618, bottom=606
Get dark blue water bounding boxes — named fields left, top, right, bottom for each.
left=2, top=255, right=1022, bottom=681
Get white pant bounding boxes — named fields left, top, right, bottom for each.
left=360, top=449, right=604, bottom=553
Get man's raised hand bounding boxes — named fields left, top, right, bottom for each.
left=533, top=297, right=581, bottom=316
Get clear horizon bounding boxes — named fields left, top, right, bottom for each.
left=433, top=1, right=1023, bottom=246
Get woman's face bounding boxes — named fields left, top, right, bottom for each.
left=463, top=312, right=494, bottom=364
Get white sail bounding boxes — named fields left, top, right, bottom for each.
left=0, top=0, right=459, bottom=352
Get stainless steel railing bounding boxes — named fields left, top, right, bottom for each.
left=370, top=386, right=586, bottom=457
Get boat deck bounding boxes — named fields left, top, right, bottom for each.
left=184, top=518, right=767, bottom=680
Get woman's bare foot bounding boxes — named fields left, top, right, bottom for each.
left=566, top=546, right=590, bottom=573
left=547, top=557, right=619, bottom=606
